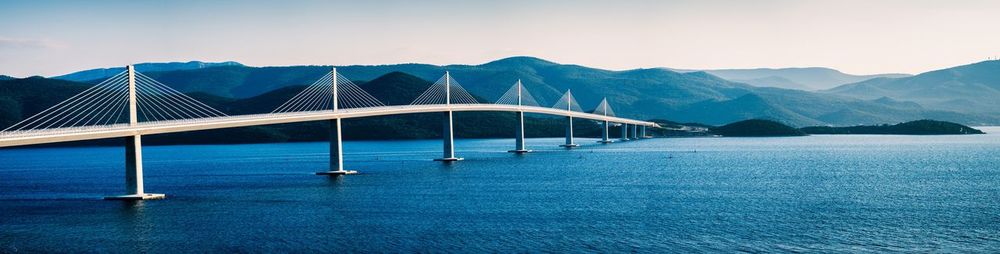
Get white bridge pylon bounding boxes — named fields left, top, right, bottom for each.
left=409, top=72, right=478, bottom=161
left=270, top=68, right=386, bottom=175
left=553, top=90, right=583, bottom=148
left=497, top=80, right=539, bottom=153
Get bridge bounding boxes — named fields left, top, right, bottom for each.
left=0, top=65, right=659, bottom=200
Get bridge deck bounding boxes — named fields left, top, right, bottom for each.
left=0, top=104, right=657, bottom=148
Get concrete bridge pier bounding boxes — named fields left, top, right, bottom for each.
left=105, top=64, right=164, bottom=200
left=104, top=135, right=165, bottom=200
left=317, top=118, right=357, bottom=175
left=509, top=111, right=531, bottom=153
left=620, top=123, right=631, bottom=141
left=598, top=120, right=614, bottom=143
left=631, top=124, right=639, bottom=140
left=559, top=116, right=579, bottom=148
left=640, top=125, right=648, bottom=138
left=435, top=111, right=463, bottom=161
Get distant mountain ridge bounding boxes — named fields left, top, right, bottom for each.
left=728, top=75, right=812, bottom=91
left=52, top=61, right=244, bottom=82
left=23, top=56, right=999, bottom=127
left=670, top=67, right=911, bottom=90
left=825, top=60, right=1000, bottom=114
left=125, top=56, right=755, bottom=118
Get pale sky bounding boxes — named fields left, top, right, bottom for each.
left=1, top=0, right=998, bottom=77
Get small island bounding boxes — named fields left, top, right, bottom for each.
left=711, top=119, right=807, bottom=137
left=705, top=119, right=984, bottom=137
left=801, top=120, right=985, bottom=135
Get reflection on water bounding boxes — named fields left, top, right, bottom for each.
left=2, top=131, right=1000, bottom=252
left=117, top=200, right=152, bottom=253
left=325, top=175, right=346, bottom=186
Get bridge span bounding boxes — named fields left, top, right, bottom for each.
left=0, top=66, right=658, bottom=200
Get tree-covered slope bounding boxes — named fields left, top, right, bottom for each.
left=117, top=57, right=754, bottom=122
left=0, top=77, right=89, bottom=128
left=826, top=60, right=1000, bottom=113
left=34, top=57, right=1000, bottom=127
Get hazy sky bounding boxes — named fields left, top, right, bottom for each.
left=1, top=0, right=998, bottom=77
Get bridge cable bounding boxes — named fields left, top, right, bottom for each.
left=28, top=73, right=127, bottom=129
left=410, top=73, right=479, bottom=105
left=335, top=74, right=385, bottom=108
left=2, top=72, right=131, bottom=133
left=64, top=87, right=128, bottom=128
left=551, top=90, right=584, bottom=112
left=495, top=81, right=543, bottom=107
left=136, top=78, right=197, bottom=120
left=592, top=98, right=616, bottom=117
left=272, top=71, right=385, bottom=113
left=285, top=73, right=331, bottom=112
left=410, top=75, right=446, bottom=105
left=134, top=72, right=228, bottom=119
left=135, top=78, right=199, bottom=120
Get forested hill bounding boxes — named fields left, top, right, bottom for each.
left=801, top=120, right=985, bottom=135
left=825, top=60, right=1000, bottom=114
left=708, top=119, right=984, bottom=137
left=51, top=57, right=999, bottom=127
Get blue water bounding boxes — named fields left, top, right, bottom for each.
left=2, top=129, right=1000, bottom=252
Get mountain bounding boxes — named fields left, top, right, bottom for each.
left=0, top=75, right=14, bottom=81
left=675, top=93, right=824, bottom=126
left=27, top=56, right=999, bottom=127
left=52, top=61, right=244, bottom=82
left=671, top=67, right=911, bottom=90
left=727, top=76, right=812, bottom=91
left=825, top=60, right=1000, bottom=114
left=0, top=77, right=90, bottom=128
left=109, top=56, right=755, bottom=121
left=357, top=71, right=436, bottom=105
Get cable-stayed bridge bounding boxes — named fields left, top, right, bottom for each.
left=0, top=66, right=658, bottom=200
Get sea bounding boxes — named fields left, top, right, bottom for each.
left=2, top=127, right=999, bottom=252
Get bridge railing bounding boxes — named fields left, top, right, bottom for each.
left=0, top=123, right=131, bottom=138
